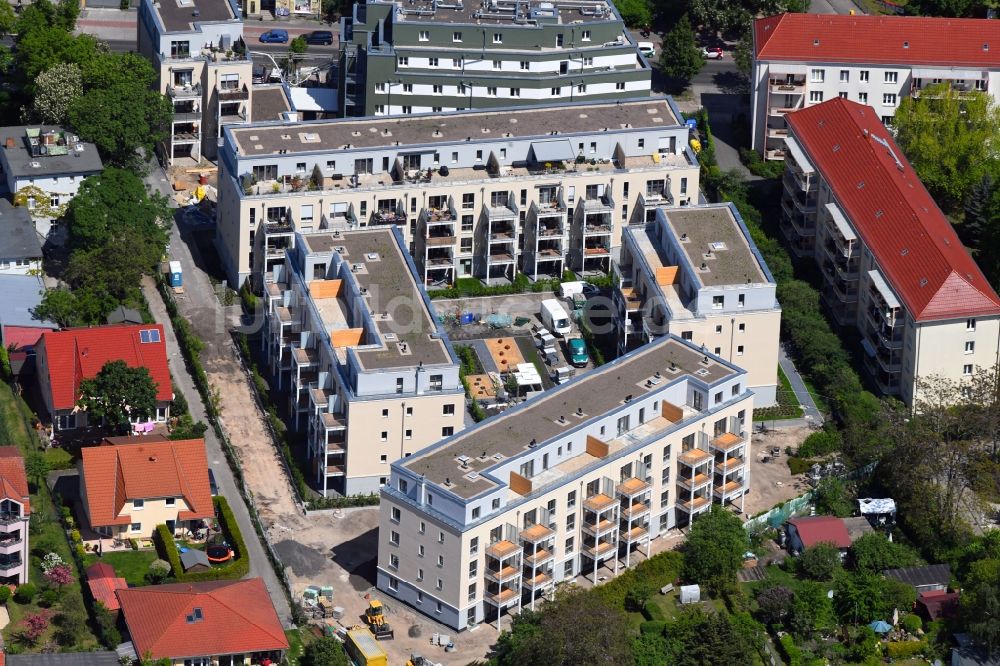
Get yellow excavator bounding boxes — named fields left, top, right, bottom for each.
left=365, top=599, right=395, bottom=640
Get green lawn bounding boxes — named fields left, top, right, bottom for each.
left=800, top=375, right=830, bottom=414
left=755, top=366, right=805, bottom=421
left=284, top=627, right=315, bottom=666
left=82, top=550, right=158, bottom=587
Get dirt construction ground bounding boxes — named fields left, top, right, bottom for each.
left=742, top=424, right=814, bottom=517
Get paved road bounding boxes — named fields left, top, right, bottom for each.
left=140, top=164, right=293, bottom=626
left=779, top=345, right=824, bottom=424
left=810, top=0, right=864, bottom=13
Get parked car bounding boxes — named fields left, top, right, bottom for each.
left=567, top=338, right=590, bottom=367
left=637, top=41, right=656, bottom=58
left=259, top=29, right=289, bottom=44
left=702, top=47, right=724, bottom=59
left=305, top=30, right=334, bottom=45
left=208, top=468, right=219, bottom=496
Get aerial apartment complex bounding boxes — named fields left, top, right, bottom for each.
left=750, top=13, right=1000, bottom=159
left=337, top=0, right=652, bottom=117
left=216, top=97, right=698, bottom=289
left=262, top=227, right=465, bottom=496
left=613, top=204, right=781, bottom=405
left=780, top=98, right=1000, bottom=405
left=137, top=0, right=292, bottom=164
left=377, top=335, right=753, bottom=630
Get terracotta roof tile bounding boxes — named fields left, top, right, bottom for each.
left=786, top=98, right=1000, bottom=321
left=37, top=324, right=171, bottom=411
left=754, top=13, right=1000, bottom=67
left=0, top=447, right=29, bottom=515
left=86, top=562, right=127, bottom=611
left=117, top=579, right=288, bottom=660
left=81, top=439, right=213, bottom=528
left=788, top=515, right=852, bottom=549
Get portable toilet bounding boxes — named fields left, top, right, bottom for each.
left=680, top=584, right=701, bottom=604
left=168, top=261, right=183, bottom=288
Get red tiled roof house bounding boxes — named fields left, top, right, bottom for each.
left=785, top=515, right=853, bottom=555
left=750, top=13, right=1000, bottom=158
left=35, top=324, right=172, bottom=433
left=80, top=438, right=213, bottom=541
left=116, top=579, right=289, bottom=665
left=0, top=447, right=30, bottom=584
left=777, top=98, right=1000, bottom=405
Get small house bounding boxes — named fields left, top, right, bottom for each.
left=180, top=548, right=211, bottom=573
left=785, top=516, right=852, bottom=555
left=884, top=563, right=952, bottom=594
left=85, top=562, right=127, bottom=613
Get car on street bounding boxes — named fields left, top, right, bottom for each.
left=567, top=337, right=590, bottom=367
left=259, top=29, right=289, bottom=44
left=702, top=47, right=724, bottom=59
left=637, top=41, right=656, bottom=58
left=305, top=30, right=334, bottom=45
left=208, top=468, right=219, bottom=496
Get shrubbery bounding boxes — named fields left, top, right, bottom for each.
left=153, top=496, right=249, bottom=582
left=798, top=430, right=842, bottom=458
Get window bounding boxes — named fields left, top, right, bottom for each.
left=382, top=408, right=389, bottom=417
left=964, top=364, right=974, bottom=376
left=396, top=378, right=404, bottom=393
left=380, top=454, right=388, bottom=464
left=860, top=70, right=869, bottom=82
left=417, top=569, right=423, bottom=581
left=130, top=523, right=142, bottom=533
left=433, top=85, right=443, bottom=94
left=838, top=92, right=848, bottom=99
left=810, top=91, right=824, bottom=103
left=715, top=324, right=723, bottom=334
left=487, top=87, right=497, bottom=96
left=565, top=536, right=575, bottom=553
left=616, top=82, right=625, bottom=91
left=739, top=323, right=746, bottom=332
left=452, top=58, right=461, bottom=68
left=577, top=83, right=586, bottom=93
left=737, top=345, right=744, bottom=356
left=442, top=426, right=454, bottom=437
left=402, top=83, right=413, bottom=93
left=680, top=177, right=688, bottom=195
left=492, top=59, right=501, bottom=69
left=429, top=57, right=439, bottom=67
left=840, top=69, right=849, bottom=82
left=438, top=531, right=445, bottom=544
left=967, top=318, right=977, bottom=331
left=419, top=30, right=429, bottom=41
left=966, top=341, right=976, bottom=354
left=399, top=479, right=408, bottom=493
left=661, top=489, right=670, bottom=508
left=133, top=499, right=145, bottom=510
left=551, top=87, right=561, bottom=96
left=443, top=404, right=456, bottom=416
left=390, top=530, right=400, bottom=545
left=493, top=32, right=503, bottom=43
left=885, top=71, right=898, bottom=83
left=170, top=40, right=190, bottom=58
left=453, top=31, right=462, bottom=42
left=520, top=60, right=530, bottom=70
left=388, top=577, right=398, bottom=591
left=390, top=507, right=400, bottom=523
left=389, top=554, right=399, bottom=569
left=380, top=431, right=388, bottom=441
left=712, top=295, right=724, bottom=309
left=662, top=444, right=671, bottom=462
left=406, top=406, right=413, bottom=416
left=510, top=88, right=520, bottom=97
left=567, top=490, right=576, bottom=508
left=139, top=329, right=161, bottom=343
left=437, top=554, right=444, bottom=566
left=50, top=196, right=59, bottom=208
left=472, top=506, right=480, bottom=519
left=811, top=68, right=825, bottom=82
left=738, top=294, right=745, bottom=308
left=165, top=497, right=175, bottom=507
left=883, top=93, right=897, bottom=105
left=858, top=92, right=868, bottom=104
left=398, top=57, right=409, bottom=66
left=583, top=57, right=593, bottom=66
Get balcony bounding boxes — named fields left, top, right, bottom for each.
left=523, top=548, right=553, bottom=568
left=218, top=84, right=250, bottom=101
left=583, top=219, right=613, bottom=235
left=769, top=78, right=805, bottom=93
left=537, top=222, right=564, bottom=237
left=168, top=83, right=202, bottom=99
left=582, top=540, right=616, bottom=559
left=485, top=587, right=518, bottom=606
left=426, top=229, right=456, bottom=247
left=717, top=455, right=745, bottom=471
left=0, top=513, right=23, bottom=526
left=677, top=496, right=711, bottom=514
left=583, top=243, right=611, bottom=257
left=677, top=472, right=712, bottom=491
left=583, top=493, right=615, bottom=512
left=523, top=571, right=553, bottom=590
left=713, top=479, right=745, bottom=500
left=485, top=564, right=521, bottom=583
left=621, top=524, right=648, bottom=542
left=519, top=523, right=554, bottom=544
left=616, top=477, right=650, bottom=498
left=766, top=126, right=790, bottom=139
left=371, top=208, right=404, bottom=225
left=321, top=412, right=346, bottom=430
left=621, top=502, right=650, bottom=521
left=489, top=224, right=516, bottom=242
left=678, top=448, right=712, bottom=467
left=582, top=516, right=617, bottom=537
left=173, top=109, right=202, bottom=122
left=325, top=465, right=345, bottom=476
left=486, top=539, right=520, bottom=559
left=710, top=432, right=743, bottom=453
left=618, top=287, right=643, bottom=311
left=0, top=556, right=21, bottom=572
left=0, top=534, right=22, bottom=552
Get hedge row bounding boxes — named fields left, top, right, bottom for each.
left=154, top=496, right=250, bottom=582
left=305, top=493, right=380, bottom=511
left=777, top=633, right=804, bottom=666
left=885, top=640, right=927, bottom=659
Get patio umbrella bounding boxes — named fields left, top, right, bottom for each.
left=868, top=620, right=892, bottom=634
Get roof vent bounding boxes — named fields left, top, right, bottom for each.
left=900, top=248, right=909, bottom=256
left=148, top=456, right=157, bottom=462
left=984, top=43, right=990, bottom=51
left=528, top=438, right=537, bottom=447
left=857, top=181, right=865, bottom=189
left=903, top=41, right=909, bottom=48
left=813, top=39, right=820, bottom=46
left=575, top=407, right=584, bottom=416
left=919, top=277, right=928, bottom=287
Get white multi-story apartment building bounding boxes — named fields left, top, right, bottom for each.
left=613, top=204, right=781, bottom=405
left=262, top=227, right=465, bottom=496
left=0, top=126, right=103, bottom=240
left=751, top=13, right=1000, bottom=159
left=216, top=97, right=699, bottom=290
left=377, top=335, right=753, bottom=630
left=137, top=0, right=292, bottom=164
left=781, top=98, right=1000, bottom=405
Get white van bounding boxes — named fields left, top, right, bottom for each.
left=540, top=298, right=572, bottom=337
left=558, top=280, right=599, bottom=299
left=638, top=42, right=656, bottom=58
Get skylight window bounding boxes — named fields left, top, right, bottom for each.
left=139, top=329, right=161, bottom=344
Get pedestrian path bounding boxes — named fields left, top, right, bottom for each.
left=778, top=345, right=824, bottom=424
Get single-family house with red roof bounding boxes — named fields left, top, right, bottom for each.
left=116, top=578, right=288, bottom=665
left=35, top=324, right=172, bottom=432
left=79, top=438, right=213, bottom=541
left=785, top=515, right=853, bottom=555
left=0, top=447, right=30, bottom=584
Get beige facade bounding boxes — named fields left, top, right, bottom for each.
left=82, top=496, right=199, bottom=541
left=377, top=335, right=753, bottom=630
left=262, top=228, right=465, bottom=496
left=214, top=97, right=699, bottom=289
left=615, top=204, right=781, bottom=405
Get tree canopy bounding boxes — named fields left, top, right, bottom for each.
left=849, top=533, right=919, bottom=575
left=659, top=14, right=703, bottom=84
left=67, top=168, right=170, bottom=253
left=78, top=360, right=159, bottom=432
left=796, top=542, right=842, bottom=581
left=300, top=636, right=350, bottom=666
left=681, top=505, right=747, bottom=593
left=634, top=606, right=762, bottom=666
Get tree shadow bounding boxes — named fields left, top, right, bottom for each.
left=713, top=70, right=749, bottom=95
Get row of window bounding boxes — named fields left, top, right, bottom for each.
left=396, top=55, right=599, bottom=69
left=808, top=91, right=898, bottom=106
left=811, top=68, right=898, bottom=84
left=416, top=30, right=592, bottom=45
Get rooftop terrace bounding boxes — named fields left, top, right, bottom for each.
left=300, top=229, right=454, bottom=370
left=392, top=0, right=618, bottom=25
left=664, top=205, right=768, bottom=288
left=229, top=98, right=681, bottom=157
left=402, top=336, right=737, bottom=498
left=154, top=0, right=237, bottom=33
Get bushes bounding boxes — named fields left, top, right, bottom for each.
left=798, top=430, right=842, bottom=458
left=739, top=147, right=787, bottom=179
left=428, top=273, right=562, bottom=299
left=592, top=551, right=682, bottom=609
left=901, top=613, right=922, bottom=634
left=304, top=493, right=380, bottom=511
left=886, top=640, right=927, bottom=659
left=777, top=633, right=805, bottom=666
left=639, top=620, right=667, bottom=635
left=14, top=583, right=36, bottom=604
left=153, top=496, right=249, bottom=582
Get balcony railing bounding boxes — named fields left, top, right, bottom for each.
left=218, top=84, right=250, bottom=101
left=0, top=513, right=22, bottom=526
left=0, top=556, right=22, bottom=571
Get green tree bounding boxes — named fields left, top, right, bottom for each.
left=659, top=14, right=703, bottom=84
left=15, top=29, right=102, bottom=91
left=31, top=62, right=82, bottom=125
left=681, top=505, right=747, bottom=594
left=893, top=84, right=1000, bottom=209
left=290, top=35, right=308, bottom=54
left=301, top=636, right=350, bottom=666
left=833, top=571, right=916, bottom=625
left=15, top=0, right=79, bottom=34
left=0, top=2, right=15, bottom=37
left=77, top=360, right=159, bottom=432
left=687, top=0, right=750, bottom=36
left=756, top=584, right=793, bottom=625
left=614, top=0, right=652, bottom=27
left=68, top=81, right=172, bottom=169
left=493, top=587, right=633, bottom=666
left=849, top=533, right=920, bottom=575
left=33, top=288, right=81, bottom=328
left=23, top=453, right=49, bottom=491
left=656, top=606, right=762, bottom=666
left=797, top=542, right=842, bottom=580
left=812, top=478, right=855, bottom=518
left=965, top=582, right=1000, bottom=656
left=66, top=168, right=171, bottom=253
left=788, top=580, right=836, bottom=638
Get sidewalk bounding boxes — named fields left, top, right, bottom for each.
left=778, top=345, right=824, bottom=424
left=141, top=275, right=294, bottom=626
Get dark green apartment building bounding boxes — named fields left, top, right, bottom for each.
left=338, top=0, right=652, bottom=116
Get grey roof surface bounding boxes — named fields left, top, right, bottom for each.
left=8, top=652, right=121, bottom=666
left=230, top=98, right=681, bottom=157
left=392, top=0, right=620, bottom=25
left=180, top=547, right=211, bottom=569
left=403, top=336, right=737, bottom=498
left=0, top=199, right=42, bottom=259
left=0, top=126, right=103, bottom=179
left=664, top=205, right=768, bottom=287
left=301, top=229, right=454, bottom=370
left=0, top=275, right=56, bottom=330
left=107, top=305, right=144, bottom=325
left=883, top=563, right=952, bottom=588
left=251, top=85, right=292, bottom=122
left=154, top=0, right=236, bottom=33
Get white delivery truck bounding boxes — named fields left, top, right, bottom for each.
left=540, top=298, right=572, bottom=337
